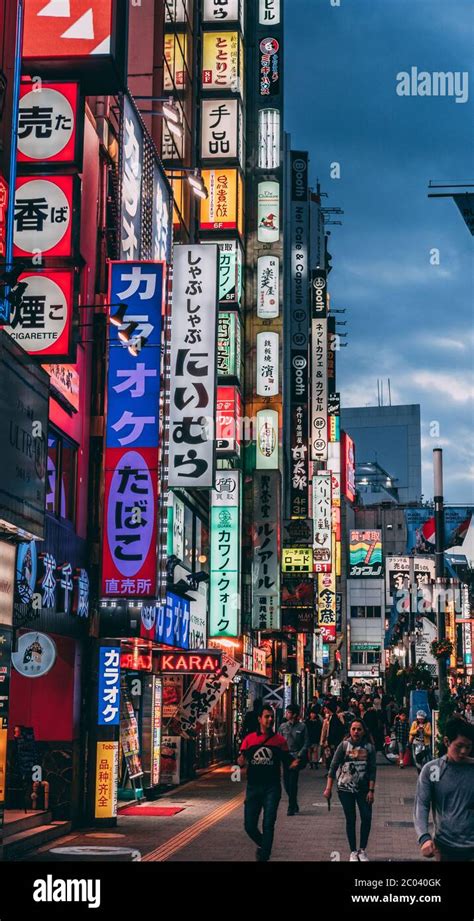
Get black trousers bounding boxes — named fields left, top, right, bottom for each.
left=244, top=784, right=281, bottom=859
left=338, top=790, right=372, bottom=852
left=283, top=764, right=300, bottom=810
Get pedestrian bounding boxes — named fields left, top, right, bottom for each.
left=320, top=700, right=346, bottom=771
left=393, top=709, right=410, bottom=768
left=238, top=704, right=293, bottom=862
left=464, top=696, right=474, bottom=725
left=414, top=716, right=474, bottom=861
left=323, top=719, right=377, bottom=862
left=306, top=706, right=322, bottom=769
left=362, top=698, right=383, bottom=750
left=409, top=710, right=432, bottom=771
left=384, top=695, right=399, bottom=728
left=278, top=704, right=309, bottom=815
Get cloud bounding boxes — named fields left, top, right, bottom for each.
left=412, top=370, right=474, bottom=403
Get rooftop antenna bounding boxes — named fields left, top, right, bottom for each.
left=388, top=378, right=392, bottom=406
left=381, top=380, right=384, bottom=406
left=377, top=379, right=380, bottom=406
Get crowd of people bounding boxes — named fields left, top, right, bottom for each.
left=237, top=682, right=474, bottom=864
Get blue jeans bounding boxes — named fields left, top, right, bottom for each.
left=244, top=784, right=281, bottom=859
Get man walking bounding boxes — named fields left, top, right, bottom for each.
left=279, top=704, right=309, bottom=815
left=414, top=716, right=474, bottom=861
left=238, top=704, right=293, bottom=861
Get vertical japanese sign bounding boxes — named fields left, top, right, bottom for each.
left=259, top=0, right=280, bottom=23
left=17, top=82, right=81, bottom=167
left=95, top=741, right=119, bottom=819
left=120, top=97, right=143, bottom=261
left=258, top=180, right=279, bottom=242
left=256, top=331, right=279, bottom=396
left=13, top=175, right=75, bottom=258
left=178, top=653, right=240, bottom=735
left=313, top=472, right=332, bottom=572
left=201, top=99, right=241, bottom=163
left=217, top=311, right=241, bottom=379
left=257, top=255, right=279, bottom=318
left=252, top=472, right=280, bottom=630
left=342, top=431, right=356, bottom=503
left=259, top=37, right=280, bottom=97
left=102, top=262, right=163, bottom=597
left=310, top=318, right=328, bottom=461
left=216, top=385, right=242, bottom=455
left=151, top=676, right=162, bottom=786
left=202, top=32, right=242, bottom=91
left=168, top=245, right=218, bottom=488
left=256, top=409, right=279, bottom=469
left=98, top=647, right=121, bottom=725
left=210, top=471, right=241, bottom=638
left=215, top=240, right=243, bottom=305
left=318, top=568, right=336, bottom=643
left=203, top=0, right=240, bottom=21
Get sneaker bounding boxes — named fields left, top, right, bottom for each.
left=358, top=849, right=369, bottom=861
left=349, top=851, right=359, bottom=861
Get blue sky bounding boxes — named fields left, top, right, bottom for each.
left=285, top=0, right=474, bottom=503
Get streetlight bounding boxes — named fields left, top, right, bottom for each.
left=134, top=95, right=184, bottom=139
left=167, top=167, right=209, bottom=200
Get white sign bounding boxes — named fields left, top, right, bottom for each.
left=415, top=617, right=438, bottom=674
left=253, top=472, right=280, bottom=630
left=121, top=98, right=142, bottom=261
left=171, top=493, right=185, bottom=560
left=188, top=582, right=208, bottom=650
left=258, top=108, right=280, bottom=169
left=201, top=98, right=240, bottom=161
left=214, top=239, right=243, bottom=304
left=14, top=178, right=71, bottom=254
left=256, top=331, right=279, bottom=396
left=12, top=632, right=57, bottom=678
left=313, top=472, right=332, bottom=567
left=311, top=318, right=328, bottom=460
left=165, top=0, right=187, bottom=21
left=257, top=181, right=279, bottom=242
left=168, top=245, right=218, bottom=488
left=257, top=255, right=279, bottom=318
left=203, top=0, right=239, bottom=21
left=259, top=0, right=280, bottom=23
left=212, top=470, right=240, bottom=507
left=328, top=442, right=341, bottom=503
left=17, top=86, right=74, bottom=161
left=5, top=274, right=68, bottom=352
left=256, top=409, right=279, bottom=469
left=152, top=163, right=171, bottom=263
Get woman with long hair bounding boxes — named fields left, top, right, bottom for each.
left=323, top=719, right=377, bottom=861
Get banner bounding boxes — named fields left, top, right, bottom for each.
left=405, top=508, right=473, bottom=555
left=168, top=245, right=218, bottom=488
left=252, top=472, right=280, bottom=629
left=209, top=471, right=241, bottom=638
left=310, top=318, right=328, bottom=460
left=179, top=654, right=240, bottom=734
left=313, top=472, right=332, bottom=572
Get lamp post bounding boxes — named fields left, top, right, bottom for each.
left=433, top=449, right=448, bottom=692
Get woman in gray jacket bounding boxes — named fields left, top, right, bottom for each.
left=323, top=719, right=377, bottom=861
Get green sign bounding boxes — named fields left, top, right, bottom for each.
left=209, top=502, right=240, bottom=638
left=217, top=311, right=241, bottom=380
left=217, top=240, right=243, bottom=305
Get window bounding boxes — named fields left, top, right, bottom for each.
left=350, top=605, right=382, bottom=619
left=46, top=429, right=77, bottom=524
left=350, top=649, right=381, bottom=665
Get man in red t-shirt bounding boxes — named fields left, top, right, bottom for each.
left=238, top=704, right=295, bottom=861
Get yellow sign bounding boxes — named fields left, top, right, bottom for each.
left=0, top=727, right=7, bottom=803
left=200, top=169, right=240, bottom=231
left=94, top=741, right=118, bottom=819
left=281, top=548, right=313, bottom=573
left=237, top=170, right=244, bottom=237
left=202, top=32, right=241, bottom=91
left=164, top=33, right=188, bottom=91
left=445, top=598, right=457, bottom=669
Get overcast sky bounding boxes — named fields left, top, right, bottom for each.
left=285, top=0, right=474, bottom=504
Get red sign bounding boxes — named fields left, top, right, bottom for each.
left=102, top=446, right=158, bottom=599
left=22, top=0, right=113, bottom=60
left=120, top=650, right=153, bottom=672
left=43, top=362, right=80, bottom=410
left=216, top=385, right=242, bottom=456
left=2, top=268, right=74, bottom=360
left=342, top=431, right=356, bottom=504
left=17, top=82, right=81, bottom=167
left=13, top=174, right=75, bottom=257
left=320, top=624, right=336, bottom=643
left=157, top=651, right=222, bottom=674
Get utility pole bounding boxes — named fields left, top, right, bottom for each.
left=433, top=449, right=447, bottom=692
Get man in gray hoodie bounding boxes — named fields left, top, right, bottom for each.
left=413, top=716, right=474, bottom=861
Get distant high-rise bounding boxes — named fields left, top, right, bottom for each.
left=340, top=404, right=422, bottom=505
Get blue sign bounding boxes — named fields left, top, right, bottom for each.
left=409, top=689, right=431, bottom=726
left=405, top=508, right=473, bottom=555
left=15, top=540, right=37, bottom=605
left=155, top=592, right=190, bottom=650
left=107, top=262, right=164, bottom=450
left=98, top=646, right=121, bottom=725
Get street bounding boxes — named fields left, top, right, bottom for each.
left=26, top=757, right=424, bottom=863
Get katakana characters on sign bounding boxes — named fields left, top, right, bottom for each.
left=259, top=0, right=280, bottom=24
left=203, top=0, right=239, bottom=20
left=120, top=98, right=142, bottom=261
left=252, top=472, right=280, bottom=629
left=313, top=471, right=332, bottom=570
left=169, top=246, right=218, bottom=488
left=98, top=647, right=121, bottom=726
left=311, top=317, right=328, bottom=460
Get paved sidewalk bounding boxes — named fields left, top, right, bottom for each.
left=25, top=756, right=428, bottom=863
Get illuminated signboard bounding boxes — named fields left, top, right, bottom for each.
left=328, top=441, right=341, bottom=506
left=342, top=431, right=356, bottom=503
left=13, top=175, right=76, bottom=258
left=252, top=471, right=280, bottom=630
left=214, top=240, right=243, bottom=304
left=98, top=646, right=120, bottom=725
left=200, top=169, right=241, bottom=231
left=168, top=245, right=218, bottom=488
left=257, top=255, right=279, bottom=318
left=256, top=331, right=279, bottom=396
left=155, top=593, right=190, bottom=649
left=202, top=32, right=242, bottom=92
left=17, top=82, right=82, bottom=168
left=151, top=676, right=162, bottom=786
left=22, top=1, right=114, bottom=60
left=120, top=649, right=153, bottom=671
left=310, top=318, right=328, bottom=461
left=318, top=570, right=336, bottom=643
left=260, top=37, right=280, bottom=97
left=165, top=0, right=188, bottom=22
left=281, top=548, right=313, bottom=574
left=152, top=161, right=172, bottom=264
left=203, top=0, right=241, bottom=21
left=311, top=269, right=327, bottom=318
left=102, top=262, right=164, bottom=597
left=201, top=98, right=242, bottom=165
left=258, top=109, right=280, bottom=169
left=157, top=651, right=222, bottom=674
left=349, top=530, right=383, bottom=578
left=210, top=471, right=240, bottom=638
left=43, top=362, right=80, bottom=411
left=257, top=180, right=279, bottom=242
left=94, top=741, right=118, bottom=819
left=3, top=269, right=75, bottom=361
left=256, top=409, right=278, bottom=469
left=0, top=176, right=7, bottom=265
left=164, top=33, right=188, bottom=90
left=217, top=311, right=242, bottom=379
left=216, top=385, right=242, bottom=456
left=281, top=577, right=314, bottom=608
left=120, top=97, right=142, bottom=262
left=313, top=472, right=332, bottom=572
left=259, top=0, right=280, bottom=23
